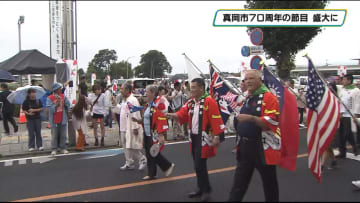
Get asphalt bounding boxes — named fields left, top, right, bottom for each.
left=1, top=129, right=360, bottom=202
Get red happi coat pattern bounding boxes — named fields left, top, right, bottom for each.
left=176, top=96, right=225, bottom=158
left=260, top=92, right=282, bottom=165
left=143, top=96, right=169, bottom=152
left=237, top=91, right=281, bottom=165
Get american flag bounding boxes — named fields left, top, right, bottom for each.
left=306, top=58, right=340, bottom=182
left=209, top=64, right=239, bottom=124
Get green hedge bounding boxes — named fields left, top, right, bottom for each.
left=8, top=82, right=21, bottom=91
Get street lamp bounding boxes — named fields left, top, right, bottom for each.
left=18, top=16, right=24, bottom=51
left=126, top=56, right=134, bottom=79
left=18, top=15, right=25, bottom=86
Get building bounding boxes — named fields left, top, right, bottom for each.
left=291, top=65, right=360, bottom=78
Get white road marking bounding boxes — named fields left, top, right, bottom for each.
left=0, top=153, right=82, bottom=163
left=18, top=159, right=26, bottom=165
left=81, top=154, right=119, bottom=160
left=4, top=160, right=13, bottom=166
left=32, top=157, right=55, bottom=164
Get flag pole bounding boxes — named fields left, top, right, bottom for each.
left=260, top=60, right=307, bottom=107
left=207, top=59, right=242, bottom=95
left=303, top=53, right=358, bottom=121
left=182, top=53, right=206, bottom=79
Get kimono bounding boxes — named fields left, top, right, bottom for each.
left=176, top=95, right=225, bottom=158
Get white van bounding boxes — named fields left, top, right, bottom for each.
left=126, top=78, right=155, bottom=97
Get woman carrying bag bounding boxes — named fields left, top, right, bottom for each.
left=89, top=84, right=106, bottom=146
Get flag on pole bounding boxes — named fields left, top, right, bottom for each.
left=209, top=64, right=239, bottom=124
left=263, top=67, right=299, bottom=171
left=306, top=58, right=340, bottom=182
left=184, top=56, right=202, bottom=82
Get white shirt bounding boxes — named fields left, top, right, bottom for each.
left=144, top=105, right=151, bottom=136
left=104, top=89, right=113, bottom=109
left=171, top=90, right=183, bottom=109
left=191, top=100, right=200, bottom=134
left=89, top=93, right=107, bottom=115
left=339, top=86, right=360, bottom=117
left=119, top=101, right=128, bottom=132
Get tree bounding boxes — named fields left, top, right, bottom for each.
left=77, top=68, right=85, bottom=76
left=110, top=60, right=133, bottom=79
left=87, top=49, right=118, bottom=80
left=245, top=1, right=328, bottom=79
left=134, top=50, right=172, bottom=78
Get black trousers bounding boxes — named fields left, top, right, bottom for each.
left=339, top=117, right=356, bottom=155
left=191, top=133, right=211, bottom=193
left=298, top=108, right=305, bottom=124
left=2, top=112, right=17, bottom=133
left=228, top=137, right=279, bottom=202
left=144, top=135, right=172, bottom=177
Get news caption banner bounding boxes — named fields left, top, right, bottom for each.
left=213, top=9, right=346, bottom=27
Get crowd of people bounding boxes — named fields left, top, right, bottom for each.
left=1, top=70, right=360, bottom=201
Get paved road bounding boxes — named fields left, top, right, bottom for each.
left=1, top=129, right=360, bottom=202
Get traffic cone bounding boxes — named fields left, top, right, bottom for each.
left=19, top=105, right=27, bottom=124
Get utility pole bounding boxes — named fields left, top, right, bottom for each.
left=62, top=0, right=75, bottom=60
left=18, top=16, right=24, bottom=86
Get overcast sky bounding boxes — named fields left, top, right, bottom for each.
left=1, top=1, right=360, bottom=75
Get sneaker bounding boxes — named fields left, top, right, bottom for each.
left=120, top=164, right=135, bottom=170
left=62, top=149, right=69, bottom=154
left=352, top=180, right=360, bottom=189
left=28, top=148, right=35, bottom=152
left=142, top=176, right=156, bottom=180
left=299, top=124, right=305, bottom=128
left=14, top=125, right=19, bottom=133
left=38, top=147, right=44, bottom=151
left=51, top=150, right=57, bottom=156
left=165, top=163, right=175, bottom=177
left=139, top=162, right=147, bottom=171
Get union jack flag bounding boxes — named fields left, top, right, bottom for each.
left=209, top=64, right=239, bottom=124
